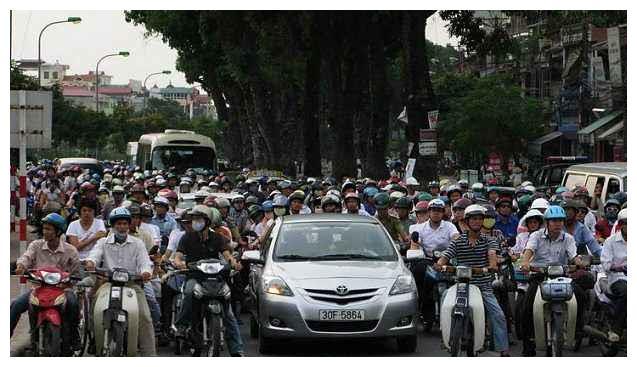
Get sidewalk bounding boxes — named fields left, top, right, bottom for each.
left=10, top=225, right=37, bottom=356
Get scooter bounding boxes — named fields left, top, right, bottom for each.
left=492, top=250, right=516, bottom=345
left=178, top=258, right=233, bottom=357
left=530, top=264, right=578, bottom=357
left=21, top=267, right=73, bottom=356
left=512, top=259, right=529, bottom=341
left=92, top=267, right=144, bottom=356
left=440, top=265, right=492, bottom=356
left=584, top=269, right=627, bottom=356
left=425, top=250, right=454, bottom=331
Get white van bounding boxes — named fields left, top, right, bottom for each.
left=561, top=162, right=626, bottom=202
left=136, top=129, right=217, bottom=174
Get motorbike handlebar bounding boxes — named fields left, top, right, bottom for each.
left=438, top=265, right=495, bottom=274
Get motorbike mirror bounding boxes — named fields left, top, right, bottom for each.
left=433, top=250, right=443, bottom=258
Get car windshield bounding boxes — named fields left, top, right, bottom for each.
left=151, top=146, right=216, bottom=173
left=274, top=222, right=397, bottom=262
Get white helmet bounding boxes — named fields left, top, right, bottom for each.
left=520, top=181, right=533, bottom=188
left=406, top=177, right=419, bottom=186
left=464, top=204, right=487, bottom=217
left=389, top=191, right=405, bottom=199
left=618, top=208, right=627, bottom=222
left=531, top=198, right=550, bottom=210
left=523, top=185, right=536, bottom=194
left=521, top=209, right=544, bottom=227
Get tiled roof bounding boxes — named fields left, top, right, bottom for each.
left=62, top=86, right=93, bottom=97
left=98, top=86, right=132, bottom=95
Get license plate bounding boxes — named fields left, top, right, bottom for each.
left=319, top=309, right=365, bottom=321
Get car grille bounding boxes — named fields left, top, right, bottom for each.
left=304, top=288, right=379, bottom=305
left=306, top=320, right=379, bottom=332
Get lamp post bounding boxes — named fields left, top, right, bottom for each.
left=95, top=51, right=129, bottom=113
left=143, top=70, right=171, bottom=113
left=38, top=17, right=82, bottom=88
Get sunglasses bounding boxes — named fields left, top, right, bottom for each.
left=499, top=205, right=512, bottom=209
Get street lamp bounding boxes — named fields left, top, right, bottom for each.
left=95, top=51, right=130, bottom=113
left=38, top=16, right=82, bottom=88
left=143, top=70, right=171, bottom=113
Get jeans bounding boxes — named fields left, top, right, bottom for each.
left=442, top=288, right=509, bottom=352
left=10, top=289, right=80, bottom=348
left=143, top=282, right=161, bottom=330
left=610, top=280, right=627, bottom=333
left=176, top=278, right=244, bottom=354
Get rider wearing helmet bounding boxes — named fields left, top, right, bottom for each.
left=65, top=198, right=107, bottom=260
left=480, top=204, right=507, bottom=251
left=12, top=213, right=82, bottom=353
left=600, top=208, right=627, bottom=339
left=494, top=197, right=519, bottom=242
left=374, top=192, right=409, bottom=244
left=343, top=192, right=370, bottom=216
left=447, top=185, right=462, bottom=203
left=229, top=195, right=249, bottom=233
left=413, top=201, right=429, bottom=224
left=457, top=179, right=469, bottom=194
left=394, top=196, right=415, bottom=234
left=272, top=195, right=289, bottom=218
left=85, top=207, right=156, bottom=356
left=519, top=206, right=585, bottom=356
left=172, top=205, right=245, bottom=356
left=596, top=198, right=622, bottom=242
left=487, top=186, right=499, bottom=205
left=151, top=196, right=178, bottom=252
left=511, top=209, right=544, bottom=258
left=362, top=186, right=379, bottom=216
left=435, top=204, right=511, bottom=356
left=405, top=177, right=420, bottom=198
left=572, top=186, right=596, bottom=233
left=560, top=200, right=601, bottom=257
left=451, top=197, right=472, bottom=233
left=139, top=204, right=162, bottom=248
left=288, top=190, right=311, bottom=215
left=321, top=194, right=341, bottom=213
left=428, top=181, right=441, bottom=197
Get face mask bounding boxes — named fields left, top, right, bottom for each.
left=192, top=219, right=206, bottom=232
left=482, top=218, right=496, bottom=229
left=114, top=231, right=127, bottom=243
left=274, top=208, right=286, bottom=217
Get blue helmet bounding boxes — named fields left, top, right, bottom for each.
left=544, top=205, right=566, bottom=220
left=363, top=186, right=379, bottom=198
left=262, top=200, right=274, bottom=212
left=272, top=195, right=289, bottom=208
left=109, top=207, right=132, bottom=225
left=41, top=213, right=67, bottom=234
left=555, top=186, right=568, bottom=195
left=439, top=195, right=450, bottom=205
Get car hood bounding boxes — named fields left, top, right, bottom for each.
left=271, top=260, right=404, bottom=280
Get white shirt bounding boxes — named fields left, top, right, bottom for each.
left=140, top=222, right=161, bottom=246
left=255, top=218, right=274, bottom=237
left=584, top=211, right=597, bottom=233
left=512, top=231, right=531, bottom=255
left=410, top=220, right=459, bottom=256
left=167, top=228, right=185, bottom=253
left=342, top=208, right=372, bottom=217
left=601, top=231, right=627, bottom=286
left=66, top=218, right=106, bottom=259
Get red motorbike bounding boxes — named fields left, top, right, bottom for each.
left=20, top=266, right=72, bottom=356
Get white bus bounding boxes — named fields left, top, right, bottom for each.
left=126, top=142, right=138, bottom=167
left=136, top=129, right=218, bottom=173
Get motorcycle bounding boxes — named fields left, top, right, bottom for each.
left=424, top=250, right=454, bottom=332
left=530, top=264, right=579, bottom=357
left=584, top=269, right=627, bottom=356
left=91, top=267, right=144, bottom=356
left=177, top=258, right=233, bottom=357
left=20, top=267, right=75, bottom=356
left=440, top=265, right=492, bottom=356
left=159, top=262, right=187, bottom=355
left=492, top=249, right=516, bottom=345
left=512, top=259, right=529, bottom=341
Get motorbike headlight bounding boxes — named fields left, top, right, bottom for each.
left=456, top=266, right=472, bottom=280
left=112, top=271, right=129, bottom=283
left=197, top=262, right=224, bottom=274
left=263, top=276, right=293, bottom=296
left=42, top=272, right=62, bottom=285
left=390, top=274, right=416, bottom=295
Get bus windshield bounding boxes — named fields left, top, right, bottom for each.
left=151, top=146, right=216, bottom=173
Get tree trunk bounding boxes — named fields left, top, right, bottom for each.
left=302, top=12, right=323, bottom=177
left=365, top=13, right=390, bottom=179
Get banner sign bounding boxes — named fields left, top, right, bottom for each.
left=608, top=27, right=622, bottom=86
left=427, top=110, right=439, bottom=129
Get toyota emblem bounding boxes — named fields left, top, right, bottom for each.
left=336, top=285, right=348, bottom=296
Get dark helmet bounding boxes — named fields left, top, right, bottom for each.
left=321, top=194, right=341, bottom=209
left=373, top=192, right=391, bottom=209
left=288, top=190, right=306, bottom=203
left=247, top=204, right=264, bottom=221
left=140, top=204, right=154, bottom=218
left=128, top=203, right=142, bottom=217
left=452, top=197, right=472, bottom=210
left=495, top=197, right=513, bottom=208
left=394, top=197, right=412, bottom=209
left=481, top=204, right=497, bottom=218
left=245, top=195, right=259, bottom=206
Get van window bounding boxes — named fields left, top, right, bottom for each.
left=585, top=176, right=603, bottom=196
left=564, top=173, right=586, bottom=190
left=550, top=167, right=564, bottom=186
left=606, top=178, right=621, bottom=200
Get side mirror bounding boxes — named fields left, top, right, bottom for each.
left=242, top=250, right=264, bottom=265
left=404, top=249, right=425, bottom=263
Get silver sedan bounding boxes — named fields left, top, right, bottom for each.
left=242, top=214, right=419, bottom=354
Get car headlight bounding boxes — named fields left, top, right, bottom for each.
left=390, top=274, right=416, bottom=295
left=42, top=272, right=62, bottom=285
left=112, top=271, right=129, bottom=283
left=263, top=276, right=293, bottom=296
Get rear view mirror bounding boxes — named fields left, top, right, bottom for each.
left=406, top=249, right=425, bottom=260
left=242, top=250, right=264, bottom=265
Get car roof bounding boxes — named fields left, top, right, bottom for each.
left=282, top=213, right=378, bottom=224
left=58, top=158, right=100, bottom=165
left=566, top=162, right=627, bottom=177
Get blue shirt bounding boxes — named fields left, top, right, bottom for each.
left=495, top=213, right=519, bottom=240
left=363, top=202, right=376, bottom=216
left=151, top=214, right=177, bottom=238
left=569, top=221, right=602, bottom=257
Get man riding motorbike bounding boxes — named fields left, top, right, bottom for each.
left=599, top=208, right=627, bottom=340
left=172, top=205, right=245, bottom=356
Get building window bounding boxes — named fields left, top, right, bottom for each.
left=43, top=72, right=49, bottom=79
left=52, top=71, right=58, bottom=79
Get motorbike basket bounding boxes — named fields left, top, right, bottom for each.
left=540, top=278, right=573, bottom=301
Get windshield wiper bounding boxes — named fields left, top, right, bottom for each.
left=312, top=254, right=384, bottom=260
left=276, top=254, right=314, bottom=261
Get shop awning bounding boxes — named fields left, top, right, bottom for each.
left=528, top=131, right=563, bottom=156
left=578, top=111, right=623, bottom=135
left=598, top=120, right=624, bottom=140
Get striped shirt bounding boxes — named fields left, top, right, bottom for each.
left=442, top=233, right=498, bottom=293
